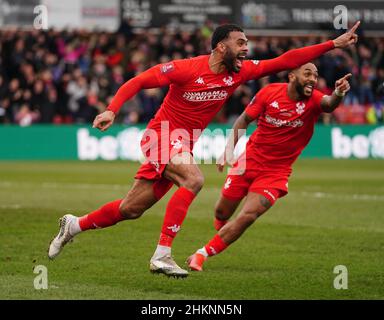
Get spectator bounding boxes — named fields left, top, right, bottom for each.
left=66, top=74, right=88, bottom=121
left=15, top=104, right=40, bottom=126
left=39, top=87, right=58, bottom=123
left=139, top=88, right=163, bottom=123
left=117, top=18, right=134, bottom=41
left=224, top=85, right=252, bottom=125
left=0, top=27, right=383, bottom=125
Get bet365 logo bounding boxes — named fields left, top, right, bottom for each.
left=332, top=127, right=384, bottom=159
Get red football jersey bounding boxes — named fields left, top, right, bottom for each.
left=147, top=55, right=263, bottom=143
left=244, top=83, right=325, bottom=172
left=107, top=41, right=334, bottom=151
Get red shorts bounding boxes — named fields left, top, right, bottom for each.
left=221, top=156, right=290, bottom=205
left=134, top=124, right=193, bottom=199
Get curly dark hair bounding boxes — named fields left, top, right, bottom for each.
left=211, top=24, right=244, bottom=50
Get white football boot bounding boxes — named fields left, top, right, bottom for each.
left=150, top=254, right=189, bottom=278
left=48, top=214, right=77, bottom=259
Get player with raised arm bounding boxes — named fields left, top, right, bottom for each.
left=187, top=62, right=352, bottom=271
left=48, top=22, right=359, bottom=278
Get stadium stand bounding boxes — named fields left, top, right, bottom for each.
left=0, top=25, right=383, bottom=126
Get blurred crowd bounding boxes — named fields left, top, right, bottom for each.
left=0, top=21, right=383, bottom=126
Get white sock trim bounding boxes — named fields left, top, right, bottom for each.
left=69, top=217, right=82, bottom=236
left=197, top=247, right=208, bottom=258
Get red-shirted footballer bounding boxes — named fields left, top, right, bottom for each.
left=187, top=62, right=353, bottom=272
left=47, top=22, right=359, bottom=278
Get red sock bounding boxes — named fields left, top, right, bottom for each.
left=205, top=234, right=228, bottom=256
left=214, top=218, right=228, bottom=231
left=158, top=187, right=196, bottom=247
left=79, top=199, right=125, bottom=231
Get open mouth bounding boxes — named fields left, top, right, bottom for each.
left=235, top=54, right=246, bottom=69
left=304, top=84, right=314, bottom=93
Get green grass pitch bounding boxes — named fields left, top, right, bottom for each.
left=0, top=159, right=383, bottom=299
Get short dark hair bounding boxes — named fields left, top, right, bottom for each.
left=211, top=24, right=244, bottom=50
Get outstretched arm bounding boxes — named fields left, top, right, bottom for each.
left=321, top=73, right=352, bottom=113
left=107, top=67, right=171, bottom=114
left=254, top=21, right=360, bottom=79
left=92, top=66, right=171, bottom=131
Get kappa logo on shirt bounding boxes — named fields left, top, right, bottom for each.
left=252, top=60, right=260, bottom=65
left=296, top=102, right=306, bottom=115
left=195, top=77, right=205, bottom=84
left=270, top=101, right=280, bottom=109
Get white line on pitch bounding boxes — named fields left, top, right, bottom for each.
left=1, top=181, right=383, bottom=202
left=0, top=204, right=22, bottom=209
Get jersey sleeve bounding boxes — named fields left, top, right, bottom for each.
left=242, top=41, right=334, bottom=82
left=311, top=89, right=326, bottom=114
left=245, top=87, right=268, bottom=120
left=240, top=59, right=263, bottom=82
left=154, top=59, right=195, bottom=85
left=106, top=59, right=193, bottom=114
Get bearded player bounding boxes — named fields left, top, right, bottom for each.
left=187, top=62, right=352, bottom=271
left=48, top=23, right=359, bottom=278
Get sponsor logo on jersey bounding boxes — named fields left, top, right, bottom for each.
left=223, top=76, right=234, bottom=86
left=265, top=114, right=303, bottom=128
left=167, top=224, right=181, bottom=233
left=195, top=77, right=205, bottom=84
left=183, top=90, right=228, bottom=101
left=270, top=101, right=280, bottom=109
left=160, top=62, right=174, bottom=74
left=296, top=102, right=306, bottom=115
